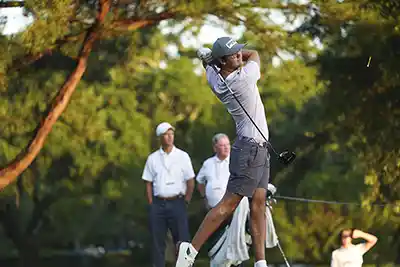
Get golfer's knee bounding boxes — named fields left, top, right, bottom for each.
left=216, top=194, right=241, bottom=217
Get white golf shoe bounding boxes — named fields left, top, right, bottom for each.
left=175, top=242, right=197, bottom=267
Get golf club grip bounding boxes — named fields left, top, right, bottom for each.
left=210, top=65, right=278, bottom=155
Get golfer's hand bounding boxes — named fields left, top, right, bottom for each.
left=197, top=47, right=213, bottom=65
left=267, top=183, right=277, bottom=196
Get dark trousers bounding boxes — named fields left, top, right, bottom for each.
left=149, top=196, right=190, bottom=267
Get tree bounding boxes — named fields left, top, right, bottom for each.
left=0, top=0, right=313, bottom=190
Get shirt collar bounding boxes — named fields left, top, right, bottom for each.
left=215, top=155, right=229, bottom=163
left=159, top=146, right=176, bottom=155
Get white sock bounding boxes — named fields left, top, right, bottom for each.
left=255, top=260, right=267, bottom=267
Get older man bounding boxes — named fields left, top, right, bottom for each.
left=196, top=133, right=231, bottom=210
left=142, top=122, right=195, bottom=267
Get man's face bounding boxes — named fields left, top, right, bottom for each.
left=223, top=50, right=243, bottom=70
left=214, top=136, right=230, bottom=158
left=160, top=129, right=174, bottom=146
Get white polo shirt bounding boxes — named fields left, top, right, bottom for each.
left=142, top=146, right=195, bottom=198
left=331, top=244, right=367, bottom=267
left=196, top=155, right=230, bottom=208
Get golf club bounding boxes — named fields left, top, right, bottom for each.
left=210, top=64, right=296, bottom=166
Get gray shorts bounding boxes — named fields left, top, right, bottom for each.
left=227, top=137, right=270, bottom=197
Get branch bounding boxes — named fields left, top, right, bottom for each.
left=7, top=31, right=88, bottom=73
left=110, top=11, right=176, bottom=31
left=0, top=0, right=112, bottom=190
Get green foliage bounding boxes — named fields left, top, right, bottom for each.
left=0, top=0, right=399, bottom=265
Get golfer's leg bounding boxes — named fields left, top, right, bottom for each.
left=191, top=192, right=243, bottom=251
left=250, top=149, right=270, bottom=263
left=250, top=188, right=267, bottom=261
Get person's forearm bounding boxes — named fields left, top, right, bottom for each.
left=353, top=229, right=378, bottom=243
left=197, top=184, right=206, bottom=198
left=185, top=179, right=195, bottom=203
left=145, top=182, right=153, bottom=204
left=241, top=49, right=258, bottom=61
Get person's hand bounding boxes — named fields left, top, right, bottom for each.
left=185, top=198, right=190, bottom=207
left=197, top=47, right=213, bottom=65
left=267, top=183, right=277, bottom=197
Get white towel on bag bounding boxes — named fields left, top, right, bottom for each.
left=209, top=196, right=279, bottom=267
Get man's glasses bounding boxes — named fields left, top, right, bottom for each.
left=341, top=234, right=352, bottom=239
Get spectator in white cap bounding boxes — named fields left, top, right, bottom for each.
left=142, top=122, right=195, bottom=267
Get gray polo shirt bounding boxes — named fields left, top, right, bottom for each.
left=206, top=61, right=269, bottom=141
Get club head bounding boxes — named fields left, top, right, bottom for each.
left=277, top=150, right=296, bottom=165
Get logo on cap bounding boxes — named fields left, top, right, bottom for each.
left=225, top=39, right=237, bottom=49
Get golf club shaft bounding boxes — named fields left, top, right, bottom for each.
left=277, top=240, right=291, bottom=267
left=211, top=65, right=279, bottom=156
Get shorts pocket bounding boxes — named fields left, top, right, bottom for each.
left=248, top=146, right=267, bottom=168
left=229, top=145, right=249, bottom=176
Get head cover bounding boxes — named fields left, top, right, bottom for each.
left=211, top=37, right=246, bottom=59
left=156, top=122, right=175, bottom=137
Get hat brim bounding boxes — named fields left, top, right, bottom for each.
left=157, top=126, right=175, bottom=137
left=225, top=43, right=246, bottom=56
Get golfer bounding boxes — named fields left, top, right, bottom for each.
left=331, top=228, right=378, bottom=267
left=176, top=37, right=270, bottom=267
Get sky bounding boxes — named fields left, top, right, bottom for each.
left=0, top=7, right=33, bottom=35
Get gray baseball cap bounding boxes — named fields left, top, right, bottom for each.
left=211, top=37, right=246, bottom=59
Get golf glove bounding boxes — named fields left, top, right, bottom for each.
left=197, top=47, right=213, bottom=65
left=267, top=183, right=277, bottom=196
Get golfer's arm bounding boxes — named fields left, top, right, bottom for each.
left=242, top=49, right=260, bottom=66
left=353, top=229, right=378, bottom=252
left=145, top=181, right=153, bottom=204
left=185, top=178, right=195, bottom=203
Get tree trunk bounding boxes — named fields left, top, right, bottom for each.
left=0, top=0, right=111, bottom=190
